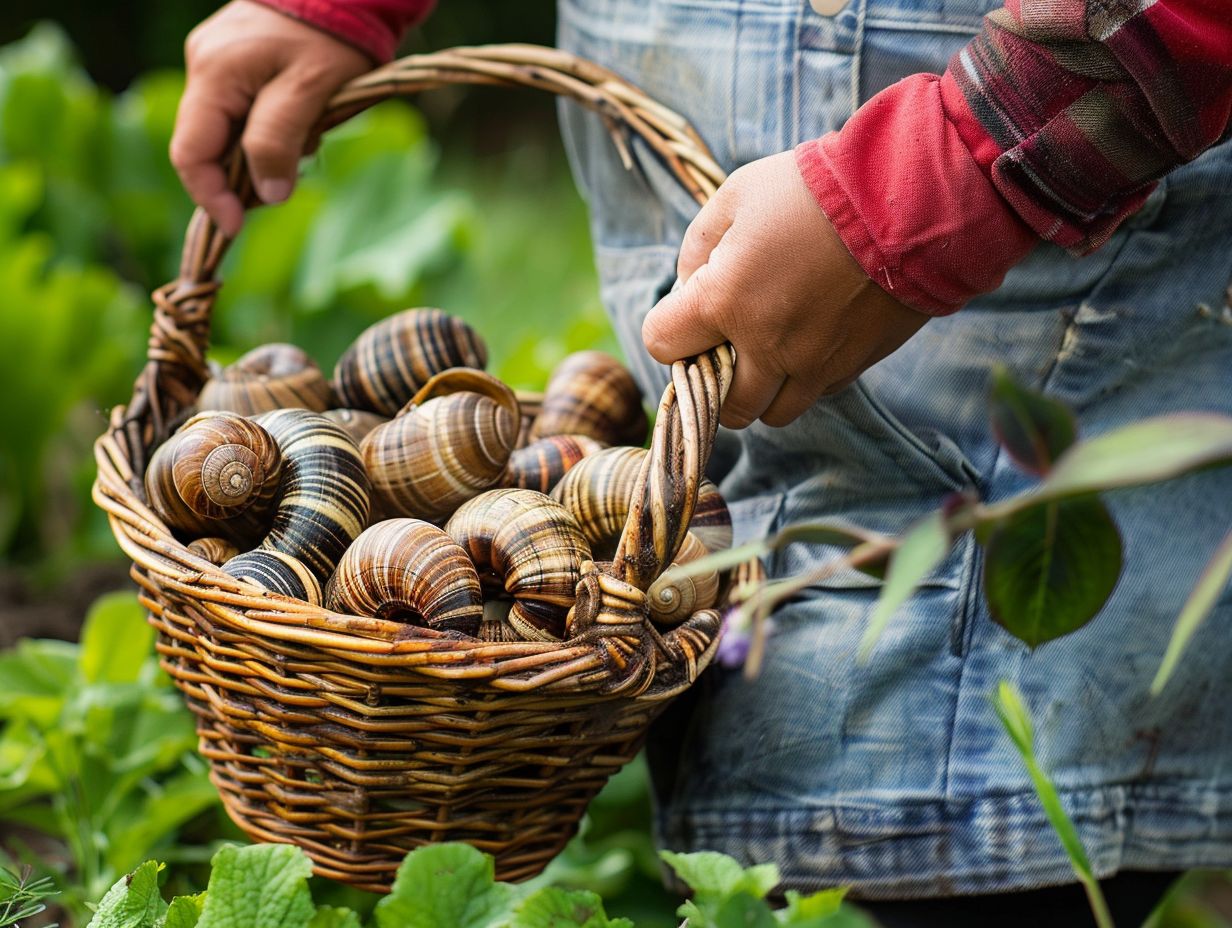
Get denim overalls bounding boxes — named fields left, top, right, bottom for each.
left=556, top=0, right=1232, bottom=898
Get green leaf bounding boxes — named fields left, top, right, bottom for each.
left=779, top=888, right=847, bottom=922
left=197, top=845, right=315, bottom=928
left=858, top=513, right=953, bottom=663
left=159, top=894, right=205, bottom=928
left=80, top=592, right=153, bottom=684
left=374, top=844, right=514, bottom=928
left=993, top=682, right=1114, bottom=928
left=659, top=851, right=779, bottom=901
left=86, top=861, right=167, bottom=928
left=307, top=906, right=362, bottom=928
left=509, top=887, right=633, bottom=928
left=1152, top=528, right=1232, bottom=695
left=989, top=366, right=1077, bottom=475
left=982, top=498, right=1123, bottom=648
left=714, top=893, right=777, bottom=928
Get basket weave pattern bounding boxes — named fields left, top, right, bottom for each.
left=93, top=45, right=733, bottom=892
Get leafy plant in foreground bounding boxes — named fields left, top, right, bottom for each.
left=0, top=865, right=59, bottom=927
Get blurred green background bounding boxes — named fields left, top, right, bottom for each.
left=0, top=4, right=1228, bottom=926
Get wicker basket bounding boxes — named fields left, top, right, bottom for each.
left=93, top=45, right=737, bottom=893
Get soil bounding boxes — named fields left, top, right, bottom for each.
left=0, top=561, right=133, bottom=646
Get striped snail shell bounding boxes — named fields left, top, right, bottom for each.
left=333, top=308, right=488, bottom=416
left=221, top=410, right=370, bottom=595
left=444, top=489, right=591, bottom=641
left=502, top=434, right=605, bottom=494
left=361, top=369, right=519, bottom=523
left=325, top=518, right=484, bottom=636
left=685, top=482, right=733, bottom=553
left=145, top=412, right=282, bottom=545
left=514, top=390, right=543, bottom=449
left=224, top=549, right=323, bottom=605
left=322, top=408, right=388, bottom=445
left=530, top=351, right=648, bottom=447
left=198, top=343, right=333, bottom=416
left=187, top=536, right=241, bottom=565
left=647, top=531, right=720, bottom=626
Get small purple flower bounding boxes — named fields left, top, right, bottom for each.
left=716, top=622, right=751, bottom=669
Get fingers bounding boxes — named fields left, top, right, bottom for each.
left=720, top=354, right=785, bottom=430
left=642, top=262, right=732, bottom=364
left=241, top=69, right=334, bottom=205
left=170, top=82, right=247, bottom=236
left=676, top=191, right=736, bottom=284
left=759, top=378, right=824, bottom=428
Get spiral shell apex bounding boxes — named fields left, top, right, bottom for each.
left=326, top=519, right=484, bottom=636
left=333, top=308, right=488, bottom=416
left=531, top=351, right=648, bottom=447
left=647, top=532, right=720, bottom=625
left=445, top=489, right=591, bottom=641
left=145, top=411, right=282, bottom=544
left=198, top=343, right=333, bottom=416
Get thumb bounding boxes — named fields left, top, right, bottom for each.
left=241, top=69, right=334, bottom=204
left=642, top=263, right=731, bottom=365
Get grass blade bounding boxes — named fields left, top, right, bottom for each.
left=1151, top=528, right=1232, bottom=696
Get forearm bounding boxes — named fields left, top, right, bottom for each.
left=251, top=0, right=434, bottom=61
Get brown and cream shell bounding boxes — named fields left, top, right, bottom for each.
left=502, top=434, right=605, bottom=494
left=531, top=351, right=648, bottom=447
left=198, top=343, right=333, bottom=416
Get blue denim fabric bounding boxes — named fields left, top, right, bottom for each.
left=556, top=0, right=1232, bottom=898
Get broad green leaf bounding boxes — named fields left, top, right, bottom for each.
left=982, top=498, right=1122, bottom=647
left=779, top=888, right=847, bottom=922
left=0, top=638, right=78, bottom=726
left=307, top=906, right=362, bottom=928
left=714, top=893, right=777, bottom=928
left=86, top=861, right=167, bottom=928
left=988, top=366, right=1077, bottom=475
left=374, top=844, right=514, bottom=928
left=80, top=592, right=153, bottom=684
left=1152, top=529, right=1232, bottom=695
left=993, top=683, right=1114, bottom=928
left=159, top=894, right=205, bottom=928
left=509, top=887, right=634, bottom=928
left=659, top=851, right=779, bottom=902
left=197, top=845, right=315, bottom=928
left=858, top=513, right=953, bottom=663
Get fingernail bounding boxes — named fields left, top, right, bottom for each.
left=257, top=178, right=292, bottom=204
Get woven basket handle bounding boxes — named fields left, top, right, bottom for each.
left=112, top=43, right=733, bottom=593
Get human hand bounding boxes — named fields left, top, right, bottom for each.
left=170, top=0, right=373, bottom=236
left=642, top=151, right=929, bottom=429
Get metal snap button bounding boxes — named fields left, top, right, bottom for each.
left=810, top=0, right=851, bottom=14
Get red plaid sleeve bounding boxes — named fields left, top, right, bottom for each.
left=253, top=0, right=434, bottom=62
left=798, top=0, right=1232, bottom=315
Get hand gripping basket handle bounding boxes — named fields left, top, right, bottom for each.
left=110, top=43, right=734, bottom=608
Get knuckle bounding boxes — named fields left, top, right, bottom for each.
left=241, top=133, right=291, bottom=166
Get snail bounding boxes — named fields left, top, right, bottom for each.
left=221, top=409, right=370, bottom=595
left=552, top=446, right=730, bottom=558
left=322, top=408, right=388, bottom=445
left=333, top=308, right=488, bottom=416
left=325, top=518, right=484, bottom=636
left=444, top=489, right=591, bottom=641
left=224, top=549, right=323, bottom=605
left=501, top=434, right=605, bottom=494
left=198, top=343, right=333, bottom=416
left=514, top=390, right=543, bottom=449
left=361, top=369, right=519, bottom=523
left=145, top=411, right=282, bottom=545
left=530, top=351, right=648, bottom=447
left=646, top=531, right=720, bottom=625
left=187, top=536, right=241, bottom=565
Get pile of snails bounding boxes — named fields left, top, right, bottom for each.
left=144, top=308, right=731, bottom=643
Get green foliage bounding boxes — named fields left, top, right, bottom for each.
left=988, top=365, right=1077, bottom=475
left=0, top=593, right=218, bottom=919
left=0, top=865, right=59, bottom=927
left=1152, top=529, right=1232, bottom=695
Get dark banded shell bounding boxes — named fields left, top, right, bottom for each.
left=502, top=434, right=605, bottom=494
left=647, top=531, right=720, bottom=626
left=322, top=408, right=388, bottom=444
left=514, top=390, right=543, bottom=449
left=444, top=489, right=591, bottom=641
left=689, top=482, right=733, bottom=553
left=550, top=446, right=646, bottom=558
left=198, top=343, right=333, bottom=416
left=224, top=549, right=323, bottom=605
left=531, top=351, right=648, bottom=447
left=187, top=536, right=241, bottom=565
left=325, top=518, right=483, bottom=636
left=145, top=411, right=282, bottom=545
left=224, top=410, right=370, bottom=593
left=361, top=370, right=519, bottom=523
left=333, top=308, right=488, bottom=416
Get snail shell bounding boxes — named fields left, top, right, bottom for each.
left=685, top=482, right=733, bottom=553
left=333, top=308, right=488, bottom=416
left=444, top=489, right=591, bottom=641
left=322, top=408, right=388, bottom=445
left=187, top=536, right=241, bottom=565
left=502, top=434, right=605, bottom=494
left=145, top=412, right=282, bottom=545
left=514, top=390, right=543, bottom=449
left=647, top=531, right=720, bottom=626
left=530, top=351, right=648, bottom=447
left=222, top=410, right=370, bottom=595
left=198, top=344, right=333, bottom=416
left=325, top=518, right=484, bottom=636
left=225, top=549, right=323, bottom=605
left=361, top=369, right=519, bottom=523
